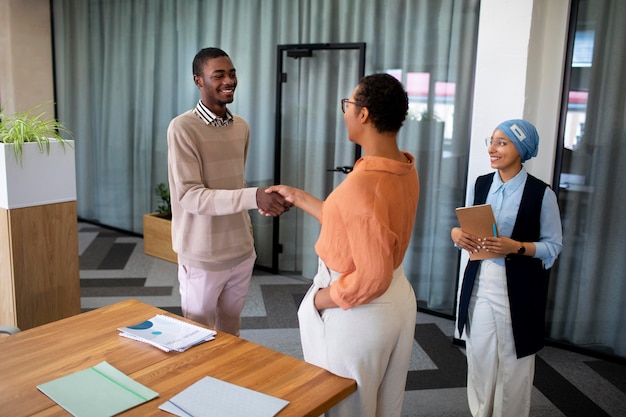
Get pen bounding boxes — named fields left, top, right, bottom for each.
left=492, top=223, right=498, bottom=237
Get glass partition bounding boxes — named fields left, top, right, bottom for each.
left=549, top=0, right=626, bottom=359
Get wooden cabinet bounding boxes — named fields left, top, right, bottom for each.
left=0, top=141, right=80, bottom=330
left=0, top=202, right=80, bottom=330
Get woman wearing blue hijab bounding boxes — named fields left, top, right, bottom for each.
left=451, top=119, right=563, bottom=416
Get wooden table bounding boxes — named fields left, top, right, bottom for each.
left=0, top=299, right=356, bottom=416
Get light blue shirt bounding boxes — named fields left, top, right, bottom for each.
left=468, top=167, right=563, bottom=268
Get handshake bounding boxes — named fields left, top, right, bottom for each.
left=256, top=186, right=293, bottom=217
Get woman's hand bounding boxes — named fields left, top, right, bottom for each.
left=314, top=287, right=338, bottom=311
left=479, top=236, right=517, bottom=255
left=451, top=227, right=482, bottom=253
left=265, top=185, right=298, bottom=204
left=480, top=236, right=534, bottom=256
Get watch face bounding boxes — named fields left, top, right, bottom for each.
left=518, top=245, right=526, bottom=255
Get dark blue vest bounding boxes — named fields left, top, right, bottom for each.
left=457, top=172, right=550, bottom=358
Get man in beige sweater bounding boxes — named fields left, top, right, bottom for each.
left=167, top=47, right=289, bottom=336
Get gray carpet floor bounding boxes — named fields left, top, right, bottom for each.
left=78, top=222, right=626, bottom=417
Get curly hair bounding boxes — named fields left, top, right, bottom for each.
left=353, top=73, right=409, bottom=134
left=192, top=47, right=229, bottom=76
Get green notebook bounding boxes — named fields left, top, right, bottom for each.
left=37, top=361, right=158, bottom=417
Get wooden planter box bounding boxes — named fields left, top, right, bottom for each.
left=0, top=140, right=80, bottom=330
left=143, top=213, right=177, bottom=263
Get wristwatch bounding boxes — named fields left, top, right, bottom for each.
left=517, top=242, right=526, bottom=255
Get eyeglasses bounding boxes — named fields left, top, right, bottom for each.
left=485, top=137, right=510, bottom=148
left=341, top=98, right=364, bottom=113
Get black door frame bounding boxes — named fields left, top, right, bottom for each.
left=269, top=42, right=366, bottom=273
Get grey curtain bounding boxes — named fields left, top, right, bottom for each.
left=53, top=0, right=178, bottom=230
left=549, top=0, right=626, bottom=357
left=52, top=0, right=479, bottom=316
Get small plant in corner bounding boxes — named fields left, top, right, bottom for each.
left=155, top=183, right=172, bottom=219
left=0, top=104, right=73, bottom=166
left=418, top=109, right=441, bottom=122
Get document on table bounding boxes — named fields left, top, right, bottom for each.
left=455, top=203, right=504, bottom=260
left=37, top=361, right=158, bottom=417
left=118, top=314, right=217, bottom=352
left=159, top=376, right=290, bottom=417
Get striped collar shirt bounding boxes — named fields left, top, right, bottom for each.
left=193, top=100, right=234, bottom=127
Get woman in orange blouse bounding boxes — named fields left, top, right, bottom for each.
left=263, top=73, right=419, bottom=417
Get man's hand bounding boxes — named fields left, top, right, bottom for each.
left=256, top=187, right=292, bottom=217
left=259, top=185, right=323, bottom=220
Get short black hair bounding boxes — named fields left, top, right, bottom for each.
left=353, top=73, right=409, bottom=133
left=192, top=47, right=229, bottom=76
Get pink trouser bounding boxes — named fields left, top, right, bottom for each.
left=298, top=259, right=417, bottom=417
left=177, top=252, right=255, bottom=336
left=465, top=260, right=535, bottom=417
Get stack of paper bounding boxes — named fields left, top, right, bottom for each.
left=118, top=314, right=216, bottom=352
left=160, top=376, right=289, bottom=417
left=37, top=361, right=158, bottom=417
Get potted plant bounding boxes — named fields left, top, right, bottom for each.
left=0, top=104, right=80, bottom=330
left=143, top=182, right=177, bottom=263
left=0, top=105, right=72, bottom=162
left=0, top=105, right=76, bottom=208
left=153, top=182, right=171, bottom=219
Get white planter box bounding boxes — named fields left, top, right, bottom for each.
left=0, top=140, right=76, bottom=209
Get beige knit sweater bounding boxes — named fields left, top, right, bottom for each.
left=167, top=110, right=258, bottom=271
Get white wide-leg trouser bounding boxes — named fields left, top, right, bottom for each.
left=465, top=260, right=535, bottom=417
left=298, top=260, right=417, bottom=417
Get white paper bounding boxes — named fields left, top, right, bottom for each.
left=118, top=315, right=216, bottom=352
left=159, top=376, right=289, bottom=417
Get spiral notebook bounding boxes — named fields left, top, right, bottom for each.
left=118, top=314, right=216, bottom=352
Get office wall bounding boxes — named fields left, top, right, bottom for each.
left=0, top=0, right=55, bottom=117
left=468, top=0, right=570, bottom=191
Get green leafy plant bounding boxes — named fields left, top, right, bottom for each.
left=0, top=104, right=73, bottom=166
left=418, top=109, right=441, bottom=122
left=155, top=183, right=171, bottom=219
